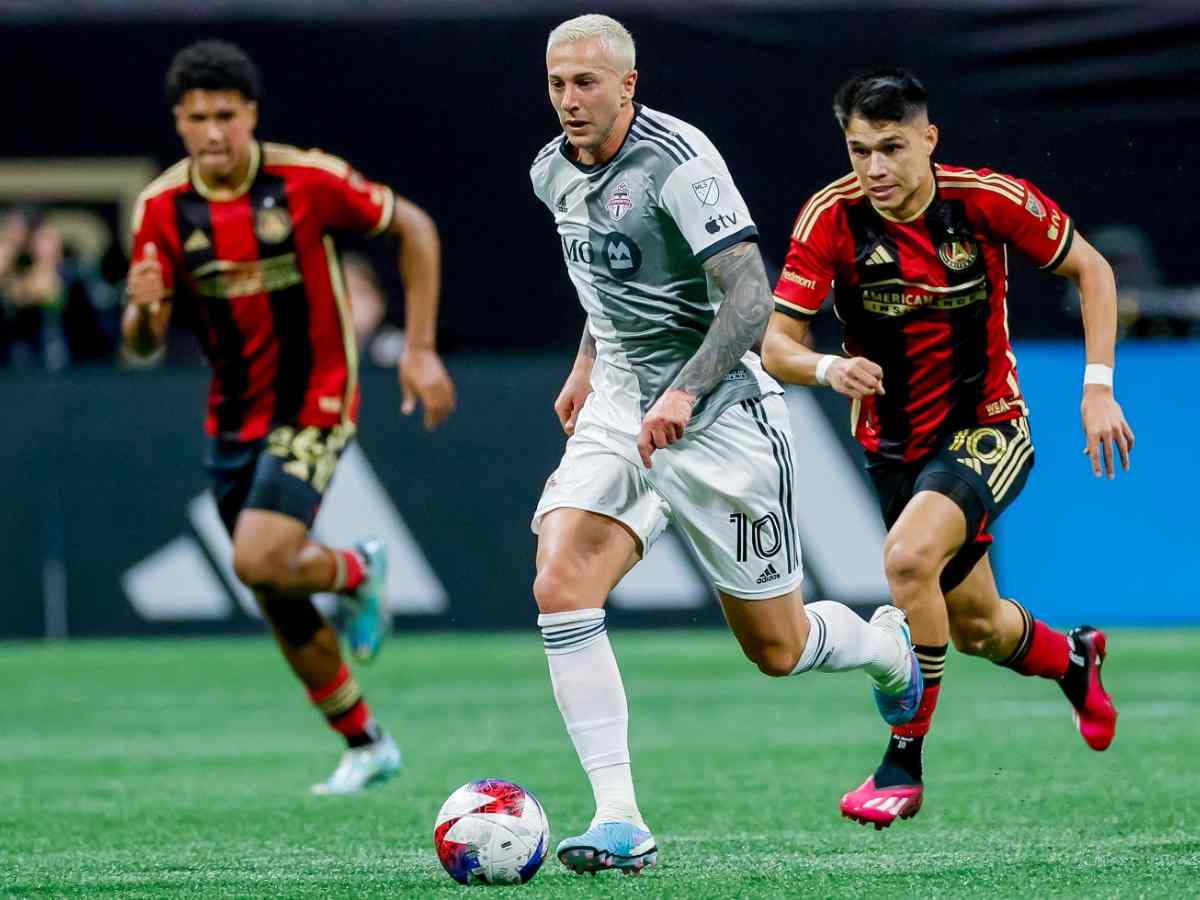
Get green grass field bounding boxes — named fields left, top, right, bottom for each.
left=2, top=629, right=1196, bottom=898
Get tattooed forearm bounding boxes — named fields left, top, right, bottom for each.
left=669, top=241, right=772, bottom=400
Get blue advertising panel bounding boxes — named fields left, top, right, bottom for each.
left=994, top=341, right=1199, bottom=625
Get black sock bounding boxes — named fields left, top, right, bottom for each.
left=874, top=642, right=946, bottom=788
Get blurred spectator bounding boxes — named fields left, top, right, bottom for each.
left=1064, top=225, right=1200, bottom=339
left=343, top=252, right=405, bottom=367
left=0, top=209, right=68, bottom=370
left=0, top=207, right=120, bottom=369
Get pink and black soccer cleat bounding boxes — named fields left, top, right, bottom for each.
left=839, top=776, right=923, bottom=830
left=1060, top=626, right=1117, bottom=751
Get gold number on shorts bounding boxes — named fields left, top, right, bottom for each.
left=965, top=427, right=1007, bottom=465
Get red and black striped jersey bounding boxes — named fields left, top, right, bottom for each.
left=131, top=141, right=395, bottom=441
left=773, top=163, right=1074, bottom=464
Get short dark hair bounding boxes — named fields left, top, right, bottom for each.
left=833, top=68, right=927, bottom=129
left=165, top=40, right=262, bottom=106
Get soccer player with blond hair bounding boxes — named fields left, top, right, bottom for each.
left=529, top=17, right=923, bottom=874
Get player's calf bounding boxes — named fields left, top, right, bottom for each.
left=950, top=613, right=1011, bottom=659
left=258, top=591, right=327, bottom=649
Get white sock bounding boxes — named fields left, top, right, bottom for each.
left=539, top=608, right=647, bottom=830
left=790, top=600, right=904, bottom=680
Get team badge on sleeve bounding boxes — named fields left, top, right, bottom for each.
left=691, top=177, right=720, bottom=206
left=606, top=181, right=633, bottom=221
left=1024, top=192, right=1046, bottom=219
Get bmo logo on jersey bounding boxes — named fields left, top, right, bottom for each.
left=561, top=234, right=595, bottom=265
left=601, top=232, right=642, bottom=279
left=561, top=231, right=643, bottom=279
left=560, top=231, right=643, bottom=279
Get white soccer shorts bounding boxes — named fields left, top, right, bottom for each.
left=532, top=393, right=803, bottom=599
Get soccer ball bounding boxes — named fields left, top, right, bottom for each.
left=434, top=779, right=550, bottom=885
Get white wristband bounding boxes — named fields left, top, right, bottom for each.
left=1083, top=364, right=1114, bottom=388
left=814, top=354, right=838, bottom=386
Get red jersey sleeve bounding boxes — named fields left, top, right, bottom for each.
left=308, top=157, right=396, bottom=237
left=130, top=191, right=179, bottom=295
left=773, top=199, right=838, bottom=319
left=977, top=170, right=1075, bottom=271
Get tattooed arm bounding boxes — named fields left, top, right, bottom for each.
left=636, top=241, right=772, bottom=467
left=554, top=321, right=597, bottom=436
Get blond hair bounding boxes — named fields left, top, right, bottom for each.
left=547, top=14, right=636, bottom=73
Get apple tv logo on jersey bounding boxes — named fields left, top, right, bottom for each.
left=602, top=232, right=642, bottom=279
left=705, top=212, right=739, bottom=235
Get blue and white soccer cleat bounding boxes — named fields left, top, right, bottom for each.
left=309, top=732, right=401, bottom=795
left=556, top=822, right=658, bottom=876
left=344, top=538, right=389, bottom=663
left=869, top=605, right=924, bottom=726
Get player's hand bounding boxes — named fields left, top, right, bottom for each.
left=400, top=345, right=456, bottom=431
left=128, top=242, right=166, bottom=315
left=554, top=367, right=593, bottom=436
left=637, top=389, right=695, bottom=468
left=826, top=356, right=885, bottom=399
left=1081, top=385, right=1134, bottom=479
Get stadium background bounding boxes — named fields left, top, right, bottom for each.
left=2, top=1, right=1197, bottom=637
left=4, top=6, right=1199, bottom=899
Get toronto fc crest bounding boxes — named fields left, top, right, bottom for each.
left=606, top=181, right=633, bottom=221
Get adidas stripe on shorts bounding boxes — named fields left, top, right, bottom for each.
left=532, top=392, right=803, bottom=600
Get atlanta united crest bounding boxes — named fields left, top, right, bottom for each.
left=255, top=207, right=292, bottom=244
left=938, top=239, right=978, bottom=271
left=606, top=181, right=633, bottom=221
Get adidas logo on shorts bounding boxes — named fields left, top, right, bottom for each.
left=756, top=563, right=781, bottom=585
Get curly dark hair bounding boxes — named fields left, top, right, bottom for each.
left=165, top=40, right=262, bottom=105
left=833, top=67, right=927, bottom=130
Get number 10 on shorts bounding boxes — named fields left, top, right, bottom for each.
left=729, top=512, right=783, bottom=562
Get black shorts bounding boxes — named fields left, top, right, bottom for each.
left=204, top=423, right=355, bottom=536
left=868, top=417, right=1034, bottom=593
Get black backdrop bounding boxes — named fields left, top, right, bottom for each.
left=3, top=3, right=1198, bottom=352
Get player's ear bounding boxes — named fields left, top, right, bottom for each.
left=173, top=104, right=184, bottom=138
left=924, top=123, right=939, bottom=157
left=246, top=100, right=259, bottom=130
left=622, top=69, right=638, bottom=105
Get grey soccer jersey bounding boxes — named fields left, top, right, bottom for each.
left=531, top=104, right=781, bottom=435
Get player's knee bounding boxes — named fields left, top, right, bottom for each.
left=746, top=642, right=801, bottom=678
left=950, top=615, right=997, bottom=657
left=232, top=543, right=294, bottom=591
left=883, top=538, right=939, bottom=590
left=533, top=566, right=588, bottom=614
